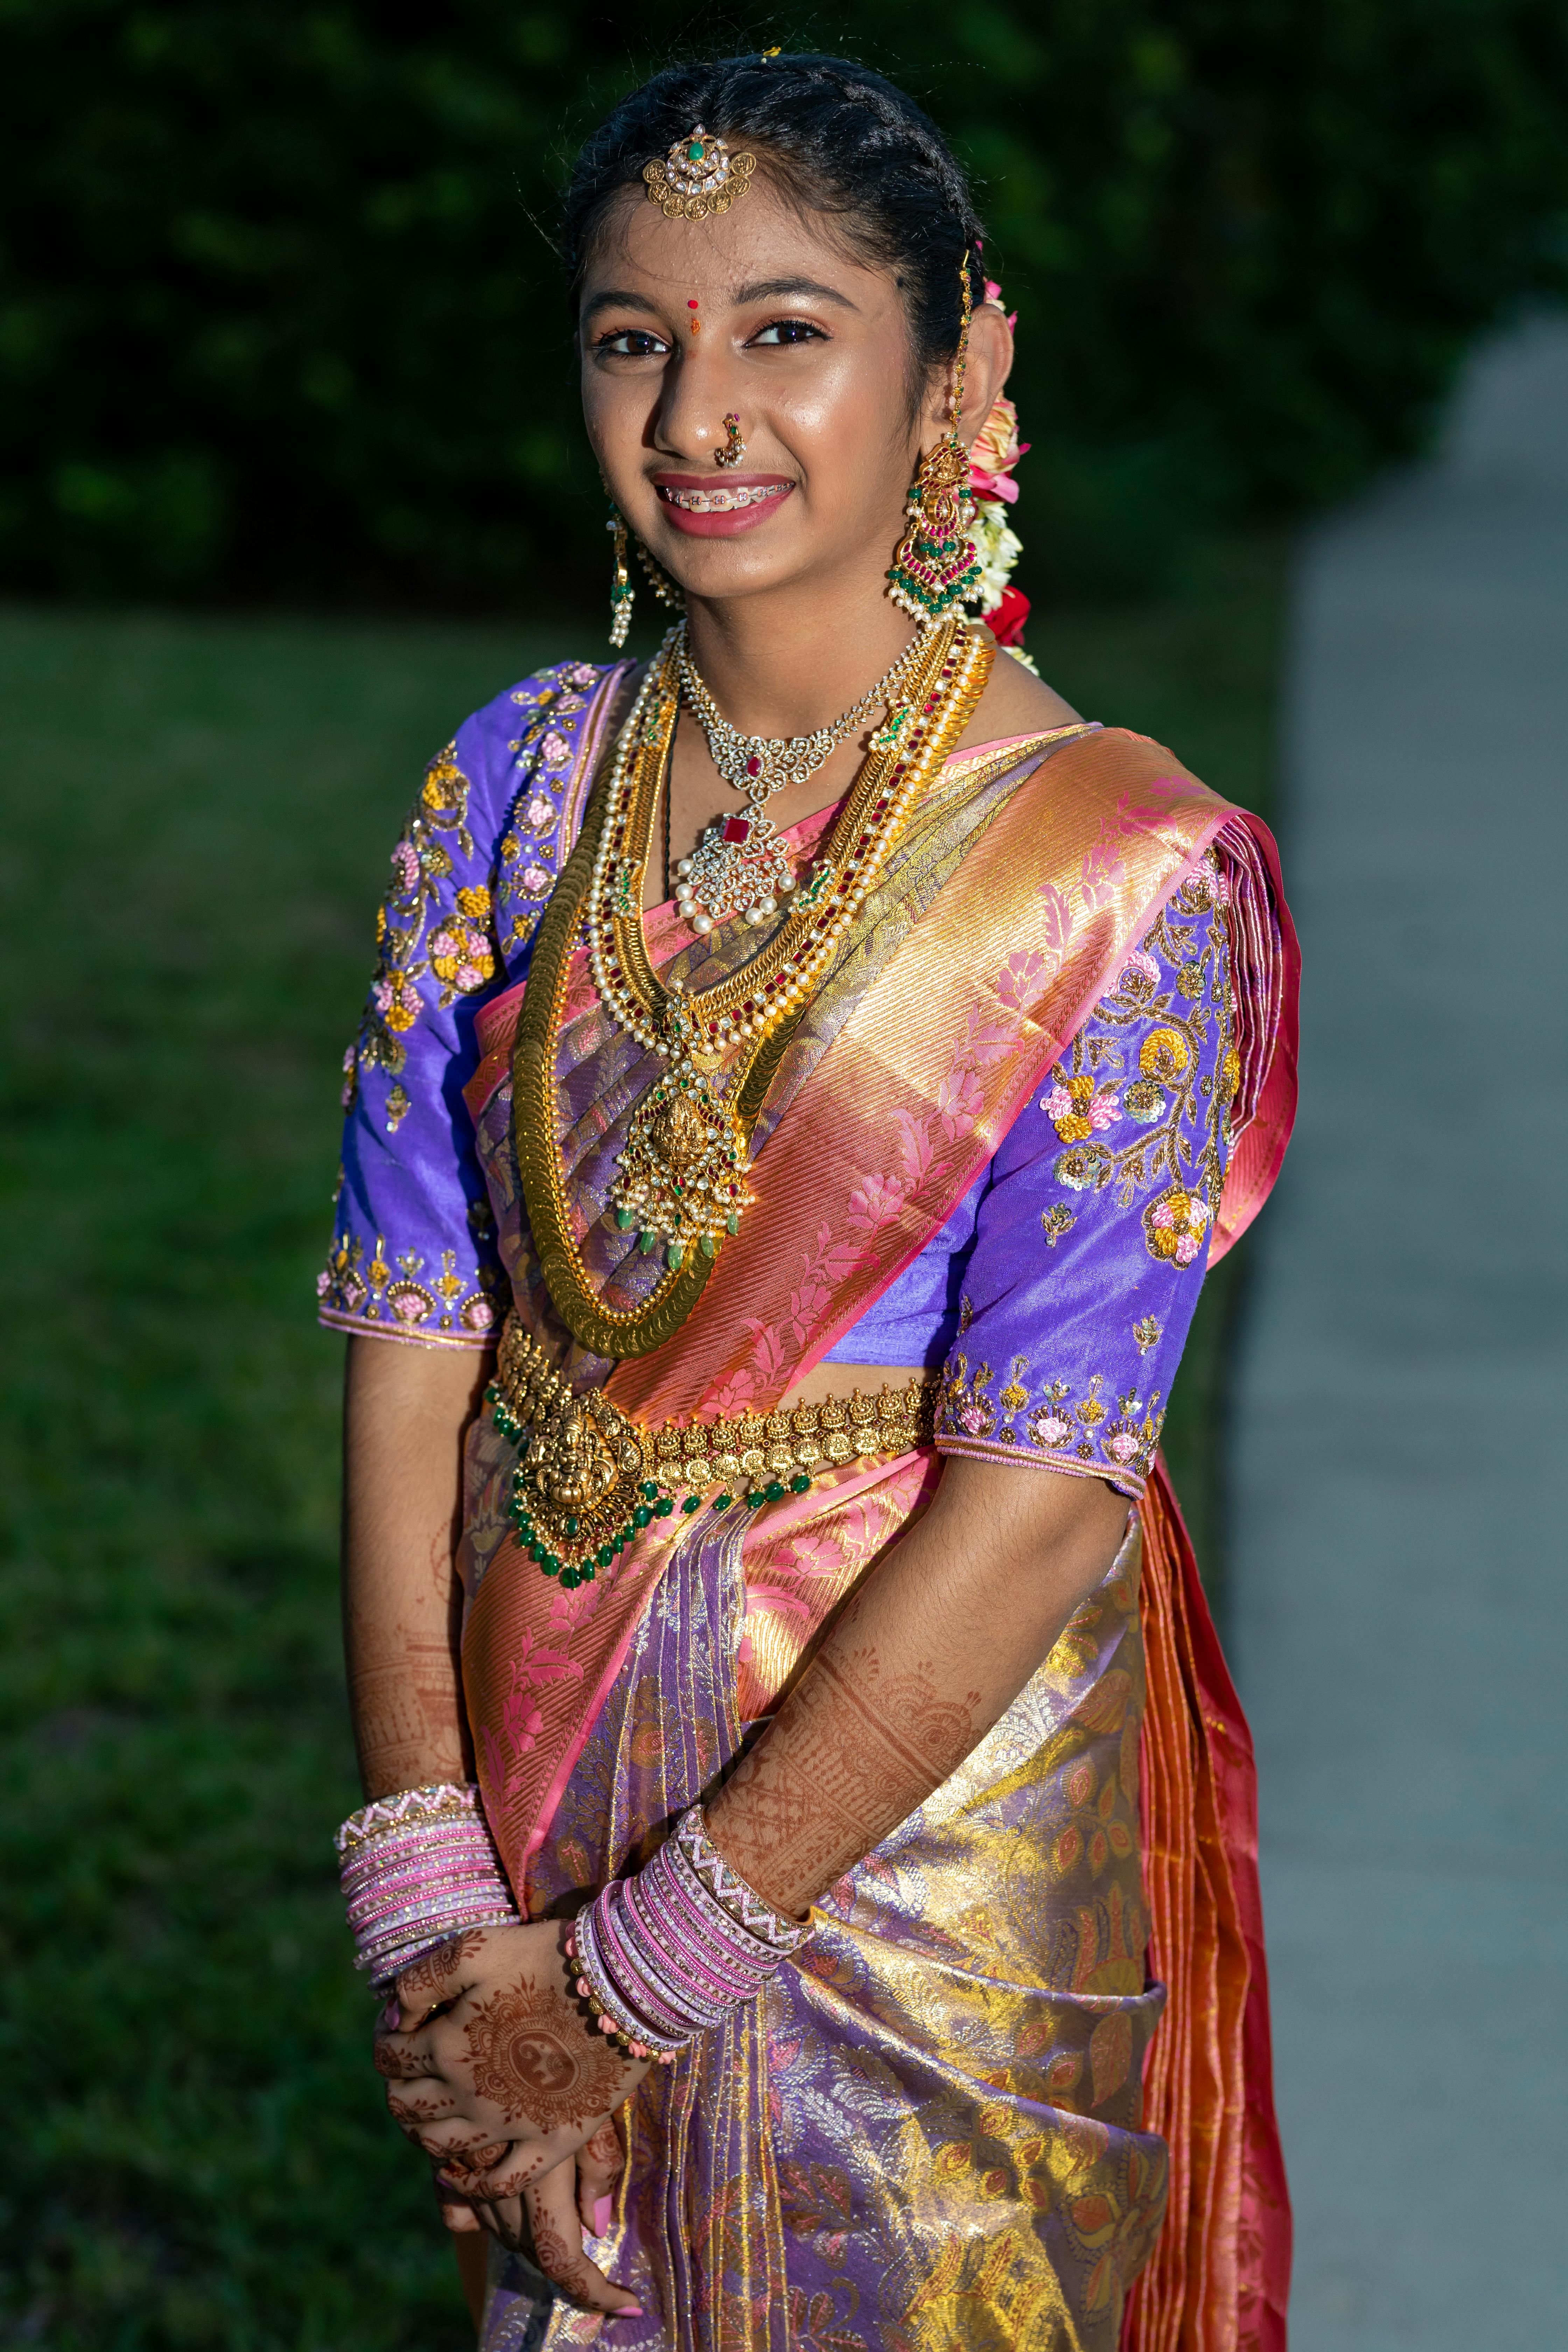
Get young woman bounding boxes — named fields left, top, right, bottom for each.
left=321, top=52, right=1297, bottom=2352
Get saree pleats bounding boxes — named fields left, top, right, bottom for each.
left=479, top=1471, right=1171, bottom=2351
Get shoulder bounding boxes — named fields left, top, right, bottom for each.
left=959, top=627, right=1081, bottom=751
left=449, top=656, right=624, bottom=796
left=424, top=656, right=628, bottom=861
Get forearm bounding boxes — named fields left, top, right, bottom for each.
left=705, top=1456, right=1128, bottom=1918
left=341, top=1333, right=493, bottom=1799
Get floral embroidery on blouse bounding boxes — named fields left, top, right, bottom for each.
left=1043, top=854, right=1233, bottom=1254
left=316, top=1228, right=504, bottom=1339
left=934, top=853, right=1237, bottom=1496
left=321, top=658, right=615, bottom=1348
left=941, top=1350, right=1168, bottom=1485
left=343, top=742, right=498, bottom=1119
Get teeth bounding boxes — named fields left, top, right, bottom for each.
left=662, top=482, right=788, bottom=514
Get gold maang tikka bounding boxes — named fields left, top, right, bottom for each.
left=886, top=257, right=983, bottom=623
left=644, top=125, right=756, bottom=221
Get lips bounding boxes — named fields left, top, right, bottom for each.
left=651, top=473, right=795, bottom=537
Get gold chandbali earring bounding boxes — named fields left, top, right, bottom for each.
left=607, top=501, right=633, bottom=650
left=886, top=258, right=983, bottom=622
left=714, top=413, right=746, bottom=468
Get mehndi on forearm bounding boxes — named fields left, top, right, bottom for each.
left=704, top=1456, right=1127, bottom=1918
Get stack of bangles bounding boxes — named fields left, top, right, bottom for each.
left=335, top=1781, right=522, bottom=1990
left=566, top=1804, right=813, bottom=2063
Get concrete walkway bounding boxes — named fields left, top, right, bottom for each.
left=1229, top=317, right=1568, bottom=2349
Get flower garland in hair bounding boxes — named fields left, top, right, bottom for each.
left=965, top=273, right=1032, bottom=659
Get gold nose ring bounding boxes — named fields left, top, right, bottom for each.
left=714, top=413, right=746, bottom=468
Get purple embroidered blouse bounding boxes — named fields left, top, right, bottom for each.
left=320, top=660, right=1235, bottom=1499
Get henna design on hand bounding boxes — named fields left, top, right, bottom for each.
left=374, top=2037, right=440, bottom=2081
left=713, top=1646, right=982, bottom=1911
left=462, top=1974, right=627, bottom=2133
left=526, top=2190, right=602, bottom=2305
left=398, top=1927, right=487, bottom=2006
left=432, top=2138, right=512, bottom=2181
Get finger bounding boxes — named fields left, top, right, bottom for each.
left=575, top=2114, right=624, bottom=2236
left=392, top=1927, right=493, bottom=2032
left=434, top=2179, right=485, bottom=2235
left=524, top=2161, right=641, bottom=2316
left=420, top=2128, right=514, bottom=2174
left=435, top=2137, right=555, bottom=2203
left=372, top=2032, right=443, bottom=2083
left=385, top=2086, right=459, bottom=2132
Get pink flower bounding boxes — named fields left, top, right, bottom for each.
left=996, top=947, right=1048, bottom=1009
left=1043, top=1084, right=1074, bottom=1123
left=969, top=393, right=1029, bottom=505
left=959, top=1402, right=989, bottom=1435
left=1106, top=1432, right=1140, bottom=1464
left=1038, top=881, right=1073, bottom=953
left=520, top=863, right=552, bottom=896
left=1174, top=1233, right=1199, bottom=1266
left=540, top=730, right=571, bottom=768
left=1122, top=949, right=1160, bottom=986
left=525, top=794, right=554, bottom=829
left=1035, top=1415, right=1071, bottom=1448
left=392, top=1290, right=426, bottom=1323
left=460, top=1295, right=494, bottom=1332
left=315, top=1269, right=331, bottom=1297
left=848, top=1171, right=908, bottom=1232
left=564, top=662, right=599, bottom=688
left=390, top=841, right=420, bottom=892
left=1151, top=1200, right=1176, bottom=1231
left=1088, top=1090, right=1120, bottom=1132
left=371, top=977, right=395, bottom=1014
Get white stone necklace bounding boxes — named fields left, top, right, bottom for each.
left=673, top=622, right=932, bottom=930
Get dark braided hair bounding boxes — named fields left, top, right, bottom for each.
left=562, top=53, right=984, bottom=399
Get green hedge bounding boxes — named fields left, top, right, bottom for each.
left=2, top=0, right=1566, bottom=607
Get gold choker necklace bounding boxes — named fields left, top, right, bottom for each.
left=512, top=617, right=993, bottom=1358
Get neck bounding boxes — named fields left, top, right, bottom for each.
left=679, top=553, right=926, bottom=736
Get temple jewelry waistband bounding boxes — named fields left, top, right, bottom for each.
left=488, top=1316, right=937, bottom=1589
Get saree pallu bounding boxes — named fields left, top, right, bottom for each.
left=456, top=717, right=1297, bottom=2350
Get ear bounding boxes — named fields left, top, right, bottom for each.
left=956, top=302, right=1014, bottom=449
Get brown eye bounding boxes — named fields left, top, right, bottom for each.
left=595, top=329, right=671, bottom=358
left=749, top=318, right=826, bottom=347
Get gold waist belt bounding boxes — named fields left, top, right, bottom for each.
left=488, top=1317, right=938, bottom=1590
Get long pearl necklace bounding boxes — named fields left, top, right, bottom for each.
left=673, top=622, right=934, bottom=930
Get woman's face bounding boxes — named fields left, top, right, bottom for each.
left=578, top=174, right=1000, bottom=609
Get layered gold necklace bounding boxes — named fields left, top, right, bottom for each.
left=512, top=615, right=993, bottom=1358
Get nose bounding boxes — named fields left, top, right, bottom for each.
left=651, top=344, right=744, bottom=465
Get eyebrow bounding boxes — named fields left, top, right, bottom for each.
left=732, top=275, right=858, bottom=311
left=580, top=288, right=666, bottom=325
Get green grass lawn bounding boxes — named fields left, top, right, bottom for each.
left=0, top=543, right=1283, bottom=2348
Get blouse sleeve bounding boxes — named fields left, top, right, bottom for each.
left=316, top=690, right=538, bottom=1348
left=935, top=852, right=1238, bottom=1498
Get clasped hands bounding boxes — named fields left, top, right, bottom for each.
left=372, top=1918, right=649, bottom=2318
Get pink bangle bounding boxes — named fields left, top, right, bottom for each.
left=568, top=1805, right=812, bottom=2060
left=334, top=1782, right=521, bottom=1989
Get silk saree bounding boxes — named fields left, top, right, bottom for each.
left=433, top=676, right=1296, bottom=2352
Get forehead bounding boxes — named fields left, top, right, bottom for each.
left=580, top=173, right=897, bottom=313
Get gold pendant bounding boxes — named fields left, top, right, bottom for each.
left=609, top=1052, right=756, bottom=1269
